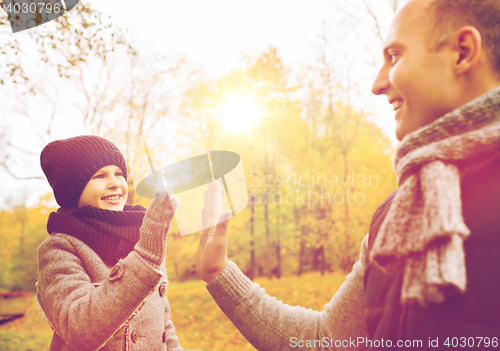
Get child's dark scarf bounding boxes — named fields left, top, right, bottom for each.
left=47, top=204, right=146, bottom=266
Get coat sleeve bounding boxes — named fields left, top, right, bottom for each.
left=37, top=234, right=163, bottom=351
left=206, top=235, right=369, bottom=351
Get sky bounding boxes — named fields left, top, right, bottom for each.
left=91, top=0, right=360, bottom=77
left=86, top=0, right=395, bottom=111
left=0, top=0, right=398, bottom=208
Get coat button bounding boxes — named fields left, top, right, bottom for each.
left=108, top=263, right=123, bottom=282
left=159, top=284, right=166, bottom=296
left=131, top=330, right=139, bottom=343
left=162, top=331, right=166, bottom=343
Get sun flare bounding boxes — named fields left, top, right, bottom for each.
left=216, top=95, right=262, bottom=134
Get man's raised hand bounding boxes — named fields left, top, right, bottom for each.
left=197, top=179, right=232, bottom=283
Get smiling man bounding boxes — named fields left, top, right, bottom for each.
left=365, top=0, right=500, bottom=345
left=372, top=0, right=500, bottom=141
left=197, top=0, right=500, bottom=350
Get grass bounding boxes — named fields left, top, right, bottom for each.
left=0, top=270, right=347, bottom=351
left=0, top=294, right=53, bottom=351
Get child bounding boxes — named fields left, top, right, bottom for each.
left=37, top=135, right=183, bottom=351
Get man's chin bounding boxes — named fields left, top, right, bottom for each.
left=395, top=124, right=405, bottom=142
left=395, top=117, right=416, bottom=141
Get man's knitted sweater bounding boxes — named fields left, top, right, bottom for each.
left=206, top=87, right=500, bottom=351
left=207, top=237, right=369, bottom=351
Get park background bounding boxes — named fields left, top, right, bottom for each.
left=0, top=1, right=400, bottom=349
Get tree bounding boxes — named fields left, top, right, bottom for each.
left=330, top=0, right=400, bottom=70
left=0, top=1, right=192, bottom=196
left=298, top=21, right=397, bottom=273
left=180, top=46, right=396, bottom=278
left=0, top=192, right=55, bottom=292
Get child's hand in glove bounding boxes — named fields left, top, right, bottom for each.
left=135, top=190, right=179, bottom=268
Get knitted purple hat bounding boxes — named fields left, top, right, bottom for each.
left=40, top=135, right=128, bottom=208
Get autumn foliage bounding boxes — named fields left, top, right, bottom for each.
left=0, top=3, right=397, bottom=350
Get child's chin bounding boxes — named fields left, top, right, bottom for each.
left=100, top=201, right=125, bottom=211
left=106, top=206, right=124, bottom=211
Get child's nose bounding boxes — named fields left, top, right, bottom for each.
left=108, top=177, right=120, bottom=188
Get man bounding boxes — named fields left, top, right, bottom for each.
left=198, top=0, right=500, bottom=349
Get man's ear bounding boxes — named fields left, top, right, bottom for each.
left=452, top=26, right=483, bottom=75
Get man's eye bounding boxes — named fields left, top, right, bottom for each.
left=389, top=54, right=398, bottom=64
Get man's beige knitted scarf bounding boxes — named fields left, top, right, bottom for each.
left=369, top=86, right=500, bottom=305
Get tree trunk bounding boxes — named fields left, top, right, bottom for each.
left=275, top=191, right=281, bottom=279
left=343, top=150, right=349, bottom=233
left=249, top=194, right=255, bottom=280
left=296, top=204, right=305, bottom=277
left=263, top=127, right=270, bottom=246
left=319, top=245, right=325, bottom=276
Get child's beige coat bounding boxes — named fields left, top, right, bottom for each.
left=37, top=233, right=183, bottom=351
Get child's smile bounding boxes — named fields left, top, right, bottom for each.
left=78, top=165, right=128, bottom=211
left=101, top=194, right=124, bottom=205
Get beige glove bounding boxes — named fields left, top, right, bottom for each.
left=135, top=190, right=179, bottom=268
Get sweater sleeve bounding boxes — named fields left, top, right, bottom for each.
left=37, top=234, right=162, bottom=351
left=206, top=235, right=369, bottom=351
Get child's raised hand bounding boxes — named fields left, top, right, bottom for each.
left=136, top=190, right=179, bottom=267
left=197, top=180, right=232, bottom=283
left=145, top=190, right=179, bottom=231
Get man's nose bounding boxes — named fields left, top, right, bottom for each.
left=372, top=65, right=390, bottom=95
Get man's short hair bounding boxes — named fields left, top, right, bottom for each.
left=424, top=0, right=500, bottom=74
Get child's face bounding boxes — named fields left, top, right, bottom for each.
left=78, top=165, right=128, bottom=211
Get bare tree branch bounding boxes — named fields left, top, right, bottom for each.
left=6, top=142, right=39, bottom=156
left=363, top=0, right=385, bottom=47
left=389, top=0, right=400, bottom=12
left=2, top=164, right=42, bottom=180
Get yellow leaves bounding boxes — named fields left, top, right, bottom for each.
left=0, top=292, right=52, bottom=335
left=166, top=270, right=347, bottom=350
left=0, top=272, right=347, bottom=351
left=0, top=203, right=55, bottom=292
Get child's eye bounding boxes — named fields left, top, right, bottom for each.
left=115, top=172, right=123, bottom=177
left=93, top=174, right=104, bottom=179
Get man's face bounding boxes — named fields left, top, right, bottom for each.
left=78, top=165, right=128, bottom=211
left=372, top=0, right=458, bottom=141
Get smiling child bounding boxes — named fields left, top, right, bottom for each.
left=37, top=135, right=183, bottom=351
